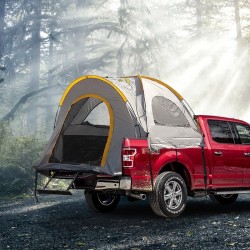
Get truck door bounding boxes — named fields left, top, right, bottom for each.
left=233, top=123, right=250, bottom=187
left=207, top=120, right=243, bottom=188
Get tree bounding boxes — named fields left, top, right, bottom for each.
left=27, top=0, right=42, bottom=131
left=234, top=0, right=242, bottom=41
left=0, top=0, right=6, bottom=62
left=195, top=0, right=202, bottom=37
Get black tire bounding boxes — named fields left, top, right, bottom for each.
left=150, top=172, right=187, bottom=218
left=209, top=194, right=238, bottom=205
left=149, top=191, right=166, bottom=217
left=84, top=190, right=120, bottom=213
left=127, top=196, right=137, bottom=202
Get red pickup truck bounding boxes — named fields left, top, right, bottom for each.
left=35, top=76, right=250, bottom=218
left=80, top=115, right=250, bottom=218
left=120, top=115, right=250, bottom=217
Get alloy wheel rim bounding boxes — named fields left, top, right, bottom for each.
left=221, top=194, right=234, bottom=199
left=164, top=180, right=183, bottom=210
left=97, top=194, right=116, bottom=206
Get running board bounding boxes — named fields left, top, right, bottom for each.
left=214, top=190, right=250, bottom=195
left=37, top=189, right=72, bottom=195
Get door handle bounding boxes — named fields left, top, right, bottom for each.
left=244, top=152, right=250, bottom=157
left=214, top=151, right=223, bottom=156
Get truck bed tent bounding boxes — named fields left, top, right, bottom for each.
left=35, top=75, right=202, bottom=176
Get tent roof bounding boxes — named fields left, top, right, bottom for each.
left=59, top=75, right=184, bottom=106
left=140, top=75, right=184, bottom=101
left=59, top=75, right=128, bottom=106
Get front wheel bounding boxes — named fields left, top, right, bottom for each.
left=209, top=194, right=238, bottom=205
left=150, top=172, right=187, bottom=218
left=84, top=190, right=120, bottom=213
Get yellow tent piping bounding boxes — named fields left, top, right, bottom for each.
left=59, top=75, right=127, bottom=106
left=140, top=75, right=184, bottom=101
left=72, top=93, right=114, bottom=167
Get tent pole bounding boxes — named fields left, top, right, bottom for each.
left=43, top=172, right=56, bottom=189
left=66, top=172, right=79, bottom=191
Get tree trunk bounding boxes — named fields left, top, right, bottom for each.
left=73, top=32, right=80, bottom=78
left=47, top=0, right=55, bottom=88
left=234, top=0, right=242, bottom=41
left=117, top=0, right=127, bottom=76
left=195, top=0, right=202, bottom=37
left=48, top=37, right=54, bottom=88
left=46, top=0, right=56, bottom=132
left=73, top=0, right=85, bottom=78
left=28, top=0, right=42, bottom=133
left=0, top=0, right=6, bottom=62
left=30, top=2, right=41, bottom=92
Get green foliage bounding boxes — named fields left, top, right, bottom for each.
left=0, top=122, right=46, bottom=196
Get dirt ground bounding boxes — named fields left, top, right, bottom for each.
left=1, top=191, right=250, bottom=250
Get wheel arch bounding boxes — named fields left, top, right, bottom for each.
left=159, top=162, right=192, bottom=193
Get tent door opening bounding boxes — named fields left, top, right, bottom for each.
left=59, top=96, right=111, bottom=166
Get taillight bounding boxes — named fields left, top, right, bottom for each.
left=122, top=148, right=137, bottom=168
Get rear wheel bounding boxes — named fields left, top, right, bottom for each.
left=209, top=194, right=238, bottom=205
left=84, top=190, right=120, bottom=213
left=150, top=172, right=187, bottom=218
left=149, top=192, right=166, bottom=217
left=127, top=196, right=137, bottom=202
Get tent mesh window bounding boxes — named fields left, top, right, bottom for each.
left=152, top=96, right=190, bottom=127
left=62, top=99, right=110, bottom=165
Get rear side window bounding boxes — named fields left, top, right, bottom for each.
left=235, top=123, right=250, bottom=145
left=152, top=96, right=189, bottom=127
left=208, top=120, right=234, bottom=144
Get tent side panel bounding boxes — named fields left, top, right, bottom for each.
left=141, top=78, right=202, bottom=150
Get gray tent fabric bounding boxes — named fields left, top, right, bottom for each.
left=141, top=77, right=202, bottom=150
left=152, top=96, right=190, bottom=127
left=35, top=75, right=202, bottom=176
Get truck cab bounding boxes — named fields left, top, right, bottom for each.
left=198, top=115, right=250, bottom=189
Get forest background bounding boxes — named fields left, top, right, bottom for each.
left=0, top=0, right=249, bottom=196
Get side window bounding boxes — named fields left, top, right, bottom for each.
left=152, top=96, right=190, bottom=127
left=208, top=120, right=234, bottom=144
left=235, top=123, right=250, bottom=145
